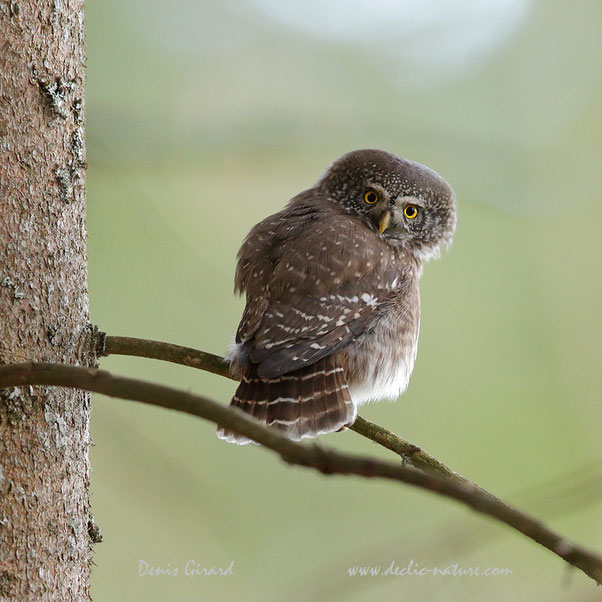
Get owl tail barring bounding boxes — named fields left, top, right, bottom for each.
left=216, top=356, right=356, bottom=445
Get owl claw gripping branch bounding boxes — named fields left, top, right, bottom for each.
left=217, top=149, right=456, bottom=445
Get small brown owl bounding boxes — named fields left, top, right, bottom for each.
left=217, top=149, right=456, bottom=444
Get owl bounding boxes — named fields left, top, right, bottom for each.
left=217, top=149, right=456, bottom=444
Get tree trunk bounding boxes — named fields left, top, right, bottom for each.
left=0, top=1, right=93, bottom=598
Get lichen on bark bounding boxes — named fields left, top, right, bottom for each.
left=0, top=0, right=94, bottom=598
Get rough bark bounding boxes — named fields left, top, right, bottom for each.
left=0, top=1, right=93, bottom=599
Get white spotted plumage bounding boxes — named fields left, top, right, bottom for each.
left=217, top=149, right=456, bottom=445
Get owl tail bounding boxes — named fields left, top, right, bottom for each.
left=216, top=356, right=356, bottom=445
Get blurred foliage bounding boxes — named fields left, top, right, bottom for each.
left=86, top=0, right=602, bottom=600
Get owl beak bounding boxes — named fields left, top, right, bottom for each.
left=378, top=210, right=392, bottom=234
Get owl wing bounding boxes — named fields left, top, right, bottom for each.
left=235, top=194, right=408, bottom=378
left=247, top=294, right=382, bottom=378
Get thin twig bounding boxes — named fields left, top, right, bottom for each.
left=0, top=361, right=601, bottom=585
left=101, top=335, right=232, bottom=380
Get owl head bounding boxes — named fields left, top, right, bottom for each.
left=318, top=149, right=457, bottom=261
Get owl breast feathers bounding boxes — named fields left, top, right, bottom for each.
left=217, top=149, right=456, bottom=445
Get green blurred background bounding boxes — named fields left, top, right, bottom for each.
left=86, top=0, right=602, bottom=599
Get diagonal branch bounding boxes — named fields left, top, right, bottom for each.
left=0, top=360, right=601, bottom=585
left=98, top=334, right=590, bottom=530
left=100, top=335, right=482, bottom=485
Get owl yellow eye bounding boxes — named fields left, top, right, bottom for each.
left=364, top=190, right=379, bottom=205
left=404, top=204, right=419, bottom=219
